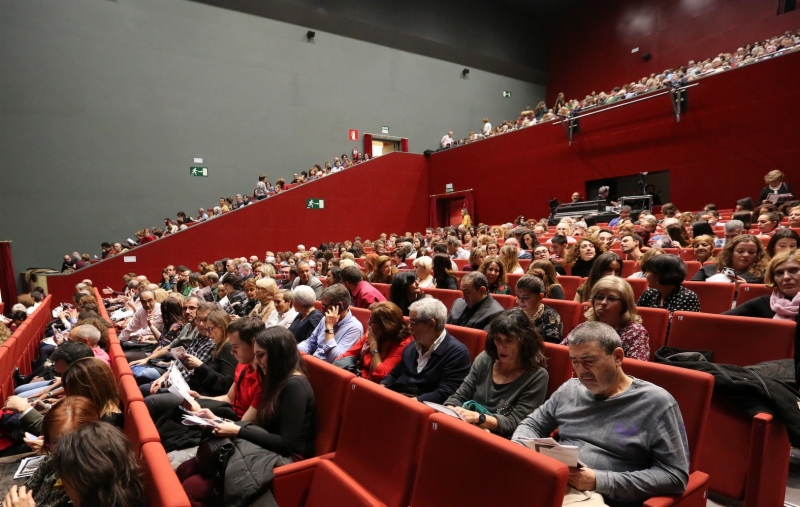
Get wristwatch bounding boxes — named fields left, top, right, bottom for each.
left=370, top=349, right=379, bottom=356
left=324, top=328, right=334, bottom=334
left=477, top=414, right=486, bottom=425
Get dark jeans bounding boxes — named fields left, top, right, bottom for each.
left=140, top=384, right=183, bottom=422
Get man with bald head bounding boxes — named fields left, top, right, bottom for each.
left=119, top=289, right=162, bottom=342
left=68, top=324, right=111, bottom=367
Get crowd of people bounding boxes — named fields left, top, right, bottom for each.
left=5, top=165, right=797, bottom=505
left=59, top=148, right=373, bottom=272
left=438, top=28, right=800, bottom=148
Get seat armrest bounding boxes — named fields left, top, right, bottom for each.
left=643, top=472, right=709, bottom=507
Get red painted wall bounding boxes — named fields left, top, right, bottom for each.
left=546, top=0, right=800, bottom=103
left=429, top=51, right=800, bottom=226
left=45, top=153, right=429, bottom=302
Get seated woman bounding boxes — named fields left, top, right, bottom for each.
left=498, top=245, right=524, bottom=275
left=288, top=286, right=324, bottom=343
left=563, top=277, right=650, bottom=361
left=178, top=327, right=316, bottom=506
left=15, top=396, right=101, bottom=507
left=532, top=245, right=550, bottom=261
left=50, top=422, right=145, bottom=507
left=145, top=309, right=235, bottom=421
left=336, top=301, right=413, bottom=383
left=251, top=277, right=277, bottom=322
left=756, top=211, right=781, bottom=238
left=236, top=278, right=259, bottom=317
left=432, top=254, right=459, bottom=290
left=444, top=309, right=548, bottom=438
left=691, top=234, right=766, bottom=283
left=789, top=205, right=800, bottom=228
left=486, top=241, right=500, bottom=257
left=370, top=255, right=397, bottom=284
left=766, top=229, right=799, bottom=259
left=390, top=272, right=426, bottom=316
left=462, top=246, right=486, bottom=272
left=514, top=275, right=563, bottom=343
left=574, top=252, right=622, bottom=303
left=654, top=224, right=691, bottom=249
left=724, top=250, right=799, bottom=319
left=528, top=261, right=565, bottom=300
left=363, top=253, right=379, bottom=276
left=479, top=257, right=511, bottom=295
left=520, top=231, right=539, bottom=250
left=627, top=247, right=665, bottom=279
left=638, top=254, right=701, bottom=315
left=732, top=210, right=753, bottom=231
left=413, top=256, right=435, bottom=288
left=564, top=237, right=604, bottom=277
left=690, top=234, right=717, bottom=264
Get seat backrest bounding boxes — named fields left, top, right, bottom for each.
left=410, top=414, right=568, bottom=507
left=627, top=277, right=648, bottom=301
left=302, top=355, right=355, bottom=454
left=370, top=283, right=391, bottom=299
left=543, top=343, right=572, bottom=398
left=684, top=261, right=701, bottom=280
left=542, top=298, right=581, bottom=337
left=119, top=374, right=145, bottom=409
left=636, top=307, right=671, bottom=360
left=681, top=281, right=735, bottom=314
left=453, top=258, right=470, bottom=270
left=493, top=294, right=516, bottom=310
left=621, top=259, right=636, bottom=277
left=506, top=273, right=524, bottom=295
left=140, top=442, right=192, bottom=507
left=736, top=283, right=772, bottom=306
left=420, top=287, right=461, bottom=312
left=304, top=459, right=384, bottom=507
left=123, top=401, right=161, bottom=454
left=555, top=276, right=583, bottom=300
left=112, top=354, right=134, bottom=380
left=519, top=259, right=531, bottom=271
left=668, top=311, right=795, bottom=366
left=445, top=324, right=486, bottom=363
left=349, top=307, right=371, bottom=331
left=622, top=359, right=714, bottom=472
left=335, top=378, right=435, bottom=507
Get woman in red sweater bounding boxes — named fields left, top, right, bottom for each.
left=336, top=301, right=412, bottom=382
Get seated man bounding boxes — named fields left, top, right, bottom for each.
left=505, top=237, right=531, bottom=260
left=68, top=325, right=111, bottom=367
left=608, top=206, right=632, bottom=227
left=447, top=272, right=504, bottom=332
left=291, top=261, right=324, bottom=299
left=298, top=285, right=363, bottom=363
left=447, top=237, right=470, bottom=260
left=512, top=322, right=689, bottom=504
left=118, top=289, right=162, bottom=342
left=341, top=266, right=386, bottom=309
left=381, top=298, right=470, bottom=403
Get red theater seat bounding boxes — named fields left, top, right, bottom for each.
left=123, top=401, right=160, bottom=454
left=543, top=343, right=572, bottom=398
left=542, top=298, right=581, bottom=336
left=301, top=355, right=354, bottom=455
left=735, top=283, right=772, bottom=306
left=493, top=293, right=516, bottom=309
left=370, top=283, right=391, bottom=299
left=637, top=307, right=671, bottom=360
left=140, top=442, right=192, bottom=507
left=667, top=311, right=794, bottom=365
left=681, top=282, right=735, bottom=314
left=556, top=276, right=583, bottom=300
left=445, top=324, right=486, bottom=362
left=303, top=460, right=385, bottom=507
left=628, top=278, right=648, bottom=301
left=349, top=307, right=370, bottom=331
left=409, top=414, right=568, bottom=507
left=119, top=374, right=144, bottom=408
left=420, top=287, right=461, bottom=311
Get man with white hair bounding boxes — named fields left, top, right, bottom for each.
left=69, top=324, right=111, bottom=366
left=716, top=220, right=745, bottom=248
left=446, top=237, right=470, bottom=260
left=598, top=186, right=618, bottom=207
left=291, top=261, right=323, bottom=299
left=297, top=244, right=306, bottom=253
left=238, top=262, right=254, bottom=280
left=249, top=255, right=259, bottom=264
left=381, top=298, right=470, bottom=403
left=119, top=289, right=162, bottom=342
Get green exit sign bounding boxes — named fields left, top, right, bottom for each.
left=190, top=166, right=208, bottom=177
left=502, top=90, right=512, bottom=98
left=306, top=198, right=325, bottom=209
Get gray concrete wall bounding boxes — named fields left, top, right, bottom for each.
left=0, top=0, right=545, bottom=274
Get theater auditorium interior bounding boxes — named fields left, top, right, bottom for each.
left=0, top=0, right=799, bottom=506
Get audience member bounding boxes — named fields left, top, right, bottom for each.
left=638, top=255, right=701, bottom=315
left=691, top=234, right=766, bottom=283
left=565, top=237, right=604, bottom=277
left=479, top=257, right=511, bottom=295
left=381, top=298, right=470, bottom=403
left=512, top=322, right=690, bottom=504
left=766, top=229, right=799, bottom=259
left=446, top=272, right=505, bottom=331
left=265, top=288, right=299, bottom=329
left=389, top=272, right=426, bottom=316
left=341, top=265, right=386, bottom=308
left=335, top=301, right=413, bottom=382
left=444, top=309, right=548, bottom=438
left=514, top=275, right=563, bottom=343
left=291, top=261, right=324, bottom=299
left=297, top=284, right=364, bottom=362
left=757, top=169, right=795, bottom=204
left=432, top=254, right=459, bottom=290
left=574, top=252, right=623, bottom=303
left=414, top=256, right=435, bottom=288
left=288, top=285, right=324, bottom=343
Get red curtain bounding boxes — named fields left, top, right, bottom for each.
left=400, top=138, right=409, bottom=152
left=0, top=243, right=17, bottom=307
left=463, top=191, right=475, bottom=223
left=363, top=134, right=373, bottom=158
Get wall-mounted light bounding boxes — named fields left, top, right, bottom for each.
left=307, top=30, right=315, bottom=41
left=461, top=68, right=470, bottom=78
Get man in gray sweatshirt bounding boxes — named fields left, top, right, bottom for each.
left=512, top=322, right=689, bottom=505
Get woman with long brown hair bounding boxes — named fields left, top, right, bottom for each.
left=528, top=260, right=565, bottom=300
left=370, top=255, right=397, bottom=284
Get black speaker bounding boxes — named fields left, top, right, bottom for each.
left=423, top=149, right=434, bottom=156
left=306, top=30, right=315, bottom=40
left=641, top=52, right=651, bottom=61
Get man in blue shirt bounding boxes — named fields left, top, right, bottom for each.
left=608, top=206, right=631, bottom=227
left=298, top=284, right=363, bottom=362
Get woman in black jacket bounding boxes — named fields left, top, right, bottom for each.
left=757, top=170, right=795, bottom=205
left=432, top=254, right=458, bottom=290
left=177, top=327, right=316, bottom=506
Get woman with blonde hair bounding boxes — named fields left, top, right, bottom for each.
left=564, top=277, right=650, bottom=361
left=413, top=256, right=435, bottom=288
left=528, top=260, right=565, bottom=299
left=691, top=234, right=717, bottom=264
left=724, top=250, right=800, bottom=319
left=251, top=277, right=278, bottom=321
left=498, top=245, right=524, bottom=274
left=758, top=169, right=795, bottom=204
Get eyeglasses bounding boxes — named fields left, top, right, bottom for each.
left=592, top=295, right=622, bottom=304
left=408, top=318, right=429, bottom=325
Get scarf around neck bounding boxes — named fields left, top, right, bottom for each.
left=770, top=289, right=800, bottom=320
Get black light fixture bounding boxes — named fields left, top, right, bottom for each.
left=461, top=68, right=469, bottom=78
left=641, top=52, right=651, bottom=61
left=307, top=30, right=315, bottom=41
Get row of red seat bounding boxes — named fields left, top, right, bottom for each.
left=93, top=289, right=192, bottom=507
left=272, top=348, right=713, bottom=507
left=0, top=296, right=53, bottom=401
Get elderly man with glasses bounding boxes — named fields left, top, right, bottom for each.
left=297, top=285, right=363, bottom=363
